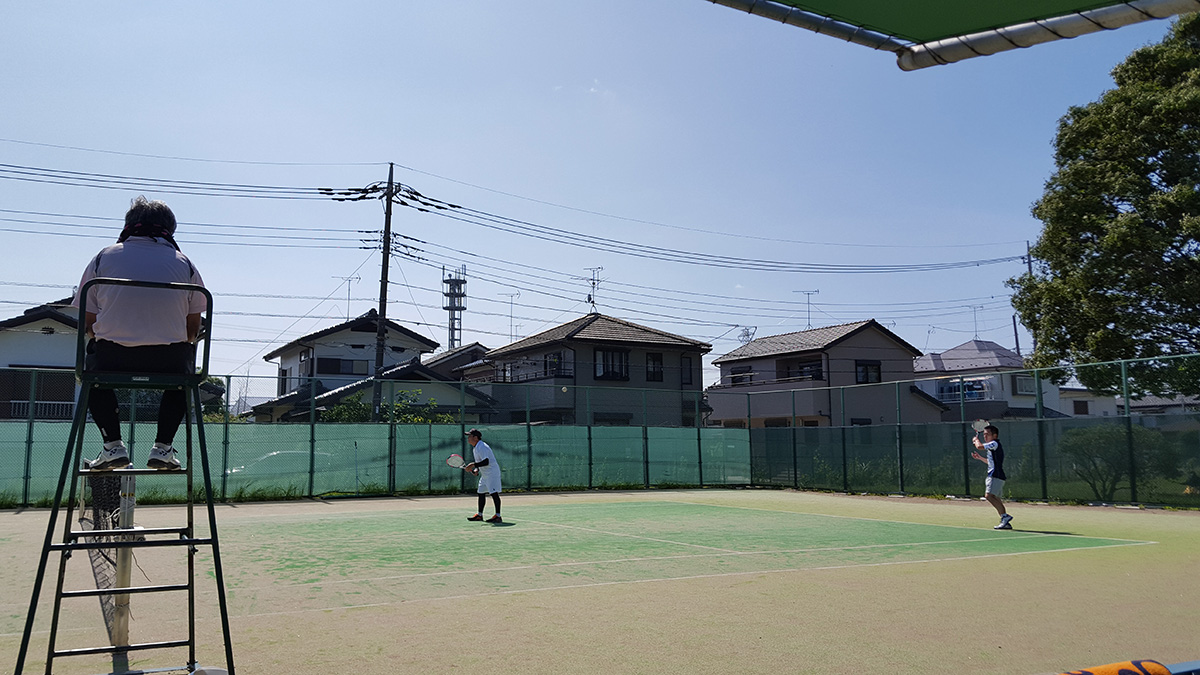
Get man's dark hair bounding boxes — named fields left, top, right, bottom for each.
left=119, top=196, right=179, bottom=249
left=984, top=425, right=1000, bottom=437
left=467, top=428, right=482, bottom=439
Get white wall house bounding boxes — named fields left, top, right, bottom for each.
left=1059, top=380, right=1120, bottom=418
left=0, top=299, right=79, bottom=419
left=262, top=309, right=439, bottom=396
left=913, top=339, right=1067, bottom=421
left=707, top=320, right=946, bottom=428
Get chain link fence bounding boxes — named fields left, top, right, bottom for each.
left=2, top=354, right=1197, bottom=507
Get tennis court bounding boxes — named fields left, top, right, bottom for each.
left=5, top=489, right=1198, bottom=674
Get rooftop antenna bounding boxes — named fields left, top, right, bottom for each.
left=969, top=305, right=983, bottom=339
left=499, top=291, right=520, bottom=343
left=331, top=275, right=361, bottom=321
left=793, top=289, right=819, bottom=329
left=442, top=265, right=467, bottom=349
left=584, top=266, right=603, bottom=313
left=738, top=326, right=757, bottom=344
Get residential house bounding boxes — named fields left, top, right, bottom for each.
left=250, top=357, right=495, bottom=423
left=1117, top=394, right=1199, bottom=415
left=469, top=313, right=711, bottom=426
left=1058, top=380, right=1120, bottom=418
left=707, top=320, right=945, bottom=428
left=262, top=309, right=439, bottom=396
left=0, top=298, right=78, bottom=419
left=422, top=342, right=490, bottom=380
left=254, top=309, right=440, bottom=421
left=913, top=339, right=1067, bottom=421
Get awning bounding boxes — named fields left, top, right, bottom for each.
left=706, top=0, right=1200, bottom=70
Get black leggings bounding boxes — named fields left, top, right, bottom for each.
left=477, top=493, right=501, bottom=514
left=86, top=340, right=194, bottom=446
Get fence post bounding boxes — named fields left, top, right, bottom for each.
left=791, top=389, right=798, bottom=488
left=526, top=385, right=533, bottom=490
left=221, top=375, right=231, bottom=501
left=960, top=375, right=970, bottom=496
left=129, top=386, right=138, bottom=454
left=1121, top=360, right=1137, bottom=503
left=895, top=381, right=904, bottom=493
left=840, top=386, right=848, bottom=492
left=642, top=389, right=650, bottom=489
left=695, top=394, right=703, bottom=487
left=1034, top=369, right=1047, bottom=501
left=23, top=367, right=36, bottom=504
left=308, top=377, right=317, bottom=498
left=586, top=387, right=594, bottom=489
left=387, top=380, right=397, bottom=494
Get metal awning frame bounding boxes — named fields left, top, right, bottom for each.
left=708, top=0, right=1200, bottom=70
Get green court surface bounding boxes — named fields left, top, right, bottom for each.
left=4, top=490, right=1198, bottom=674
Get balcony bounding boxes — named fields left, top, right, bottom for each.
left=4, top=400, right=74, bottom=420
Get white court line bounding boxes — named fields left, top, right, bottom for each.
left=245, top=532, right=1124, bottom=590
left=662, top=498, right=1158, bottom=544
left=517, top=517, right=742, bottom=553
left=213, top=540, right=1156, bottom=622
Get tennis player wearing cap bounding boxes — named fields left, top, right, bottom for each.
left=464, top=428, right=502, bottom=523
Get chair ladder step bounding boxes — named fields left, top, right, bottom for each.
left=62, top=583, right=191, bottom=599
left=53, top=638, right=191, bottom=658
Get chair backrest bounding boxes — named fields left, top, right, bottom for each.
left=74, top=277, right=214, bottom=381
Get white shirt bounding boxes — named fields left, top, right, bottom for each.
left=72, top=237, right=206, bottom=346
left=471, top=439, right=502, bottom=494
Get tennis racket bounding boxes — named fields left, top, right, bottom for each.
left=972, top=419, right=989, bottom=442
left=446, top=454, right=477, bottom=474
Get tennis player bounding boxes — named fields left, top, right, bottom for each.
left=464, top=428, right=502, bottom=523
left=971, top=424, right=1012, bottom=530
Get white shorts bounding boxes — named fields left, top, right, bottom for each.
left=985, top=477, right=1005, bottom=497
left=477, top=468, right=502, bottom=494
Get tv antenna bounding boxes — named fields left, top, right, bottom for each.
left=738, top=326, right=757, bottom=344
left=794, top=289, right=819, bottom=329
left=331, top=275, right=360, bottom=321
left=584, top=267, right=604, bottom=312
left=499, top=291, right=520, bottom=343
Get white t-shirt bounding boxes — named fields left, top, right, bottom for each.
left=471, top=439, right=502, bottom=494
left=72, top=237, right=206, bottom=346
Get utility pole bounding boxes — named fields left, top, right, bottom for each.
left=371, top=163, right=395, bottom=422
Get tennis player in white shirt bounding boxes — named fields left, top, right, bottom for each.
left=464, top=428, right=503, bottom=523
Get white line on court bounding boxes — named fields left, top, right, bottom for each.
left=516, top=517, right=742, bottom=552
left=255, top=532, right=1136, bottom=590
left=663, top=498, right=1158, bottom=544
left=213, top=539, right=1157, bottom=622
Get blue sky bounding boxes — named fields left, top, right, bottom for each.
left=0, top=2, right=1174, bottom=387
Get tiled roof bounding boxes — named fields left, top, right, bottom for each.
left=487, top=313, right=711, bottom=359
left=712, top=320, right=918, bottom=364
left=423, top=342, right=490, bottom=367
left=914, top=339, right=1024, bottom=373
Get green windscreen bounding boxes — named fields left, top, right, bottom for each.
left=772, top=1, right=1122, bottom=43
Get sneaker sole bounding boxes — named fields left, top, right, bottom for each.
left=88, top=457, right=130, bottom=471
left=147, top=461, right=182, bottom=470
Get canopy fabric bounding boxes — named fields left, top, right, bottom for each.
left=707, top=0, right=1200, bottom=69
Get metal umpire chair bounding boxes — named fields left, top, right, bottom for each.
left=15, top=278, right=235, bottom=674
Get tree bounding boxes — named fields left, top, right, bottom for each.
left=1056, top=424, right=1181, bottom=501
left=1008, top=14, right=1200, bottom=396
left=320, top=390, right=456, bottom=424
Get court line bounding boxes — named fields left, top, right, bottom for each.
left=662, top=498, right=1158, bottom=544
left=517, top=517, right=742, bottom=552
left=213, top=540, right=1157, bottom=622
left=244, top=532, right=1125, bottom=590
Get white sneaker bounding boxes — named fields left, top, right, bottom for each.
left=88, top=442, right=130, bottom=471
left=147, top=444, right=181, bottom=470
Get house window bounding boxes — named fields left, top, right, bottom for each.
left=316, top=358, right=369, bottom=376
left=1074, top=400, right=1090, bottom=416
left=278, top=368, right=290, bottom=396
left=350, top=344, right=366, bottom=350
left=595, top=349, right=629, bottom=381
left=764, top=417, right=790, bottom=428
left=781, top=360, right=823, bottom=381
left=544, top=352, right=562, bottom=376
left=1014, top=375, right=1038, bottom=396
left=681, top=356, right=693, bottom=385
left=855, top=360, right=881, bottom=384
left=646, top=353, right=664, bottom=382
left=729, top=365, right=752, bottom=385
left=850, top=418, right=873, bottom=426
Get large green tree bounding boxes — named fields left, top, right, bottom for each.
left=1009, top=14, right=1200, bottom=396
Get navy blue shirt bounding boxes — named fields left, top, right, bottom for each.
left=984, top=440, right=1006, bottom=480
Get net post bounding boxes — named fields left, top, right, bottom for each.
left=23, top=369, right=36, bottom=507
